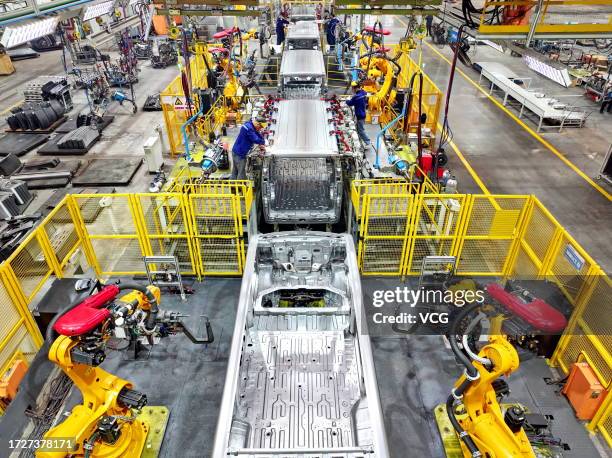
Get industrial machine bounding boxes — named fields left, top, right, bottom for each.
left=212, top=232, right=389, bottom=457
left=249, top=96, right=364, bottom=227
left=278, top=49, right=327, bottom=98
left=440, top=303, right=566, bottom=458
left=34, top=282, right=213, bottom=458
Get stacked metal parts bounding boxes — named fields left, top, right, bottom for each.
left=6, top=100, right=65, bottom=132
left=24, top=77, right=72, bottom=111
left=57, top=126, right=99, bottom=150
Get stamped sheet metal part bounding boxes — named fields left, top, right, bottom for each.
left=212, top=232, right=390, bottom=457
left=286, top=21, right=321, bottom=50
left=279, top=50, right=326, bottom=98
left=262, top=100, right=342, bottom=224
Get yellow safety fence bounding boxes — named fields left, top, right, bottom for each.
left=0, top=187, right=251, bottom=391
left=160, top=50, right=212, bottom=157
left=353, top=184, right=611, bottom=445
left=0, top=184, right=609, bottom=441
left=380, top=45, right=442, bottom=137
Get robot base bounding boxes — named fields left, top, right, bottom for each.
left=434, top=403, right=557, bottom=458
left=139, top=406, right=170, bottom=458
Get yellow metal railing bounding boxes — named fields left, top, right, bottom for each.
left=390, top=47, right=442, bottom=137
left=478, top=0, right=612, bottom=37
left=352, top=180, right=611, bottom=444
left=0, top=184, right=609, bottom=436
left=160, top=51, right=211, bottom=157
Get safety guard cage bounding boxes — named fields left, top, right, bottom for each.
left=0, top=184, right=609, bottom=443
left=160, top=48, right=212, bottom=157
left=351, top=182, right=611, bottom=445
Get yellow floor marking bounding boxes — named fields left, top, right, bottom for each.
left=395, top=15, right=611, bottom=201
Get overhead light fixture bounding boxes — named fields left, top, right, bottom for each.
left=0, top=17, right=59, bottom=49
left=524, top=55, right=572, bottom=87
left=83, top=1, right=115, bottom=21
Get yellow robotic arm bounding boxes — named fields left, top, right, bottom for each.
left=447, top=304, right=536, bottom=458
left=31, top=280, right=216, bottom=458
left=38, top=336, right=148, bottom=458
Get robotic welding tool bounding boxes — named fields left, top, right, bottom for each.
left=445, top=303, right=536, bottom=458
left=36, top=283, right=213, bottom=458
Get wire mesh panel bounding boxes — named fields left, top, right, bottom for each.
left=457, top=196, right=529, bottom=276
left=71, top=195, right=146, bottom=275
left=0, top=270, right=41, bottom=376
left=406, top=195, right=466, bottom=274
left=189, top=194, right=244, bottom=276
left=358, top=194, right=414, bottom=275
left=547, top=232, right=596, bottom=304
left=5, top=232, right=55, bottom=302
left=135, top=194, right=196, bottom=275
left=351, top=179, right=419, bottom=221
left=40, top=199, right=84, bottom=274
left=160, top=52, right=211, bottom=157
left=0, top=325, right=37, bottom=372
left=186, top=180, right=253, bottom=220
left=0, top=274, right=27, bottom=352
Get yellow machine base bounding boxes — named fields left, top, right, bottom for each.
left=139, top=406, right=170, bottom=458
left=434, top=404, right=464, bottom=458
left=434, top=403, right=558, bottom=458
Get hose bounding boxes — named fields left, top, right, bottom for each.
left=462, top=312, right=491, bottom=366
left=449, top=302, right=480, bottom=379
left=446, top=379, right=481, bottom=457
left=446, top=302, right=485, bottom=457
left=83, top=431, right=100, bottom=458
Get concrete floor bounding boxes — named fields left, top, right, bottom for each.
left=1, top=43, right=180, bottom=214
left=0, top=17, right=610, bottom=458
left=2, top=24, right=610, bottom=269
left=46, top=278, right=603, bottom=458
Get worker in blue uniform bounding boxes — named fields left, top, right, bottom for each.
left=347, top=81, right=370, bottom=145
left=276, top=12, right=290, bottom=46
left=231, top=116, right=267, bottom=180
left=325, top=13, right=340, bottom=49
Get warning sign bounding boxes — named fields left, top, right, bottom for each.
left=172, top=96, right=193, bottom=111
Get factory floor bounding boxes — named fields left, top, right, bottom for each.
left=373, top=15, right=612, bottom=273
left=46, top=278, right=605, bottom=457
left=0, top=42, right=180, bottom=216
left=2, top=25, right=610, bottom=270
left=0, top=18, right=610, bottom=458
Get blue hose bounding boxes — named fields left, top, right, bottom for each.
left=374, top=101, right=407, bottom=169
left=181, top=103, right=205, bottom=162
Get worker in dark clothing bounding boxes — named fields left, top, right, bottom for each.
left=231, top=116, right=267, bottom=180
left=347, top=81, right=370, bottom=144
left=325, top=13, right=340, bottom=49
left=276, top=12, right=290, bottom=46
left=425, top=15, right=434, bottom=36
left=600, top=85, right=612, bottom=114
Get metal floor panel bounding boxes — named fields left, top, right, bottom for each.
left=272, top=158, right=332, bottom=211
left=237, top=330, right=361, bottom=450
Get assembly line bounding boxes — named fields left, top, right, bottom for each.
left=0, top=1, right=609, bottom=458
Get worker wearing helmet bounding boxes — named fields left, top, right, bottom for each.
left=276, top=12, right=290, bottom=45
left=231, top=116, right=267, bottom=180
left=347, top=81, right=370, bottom=145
